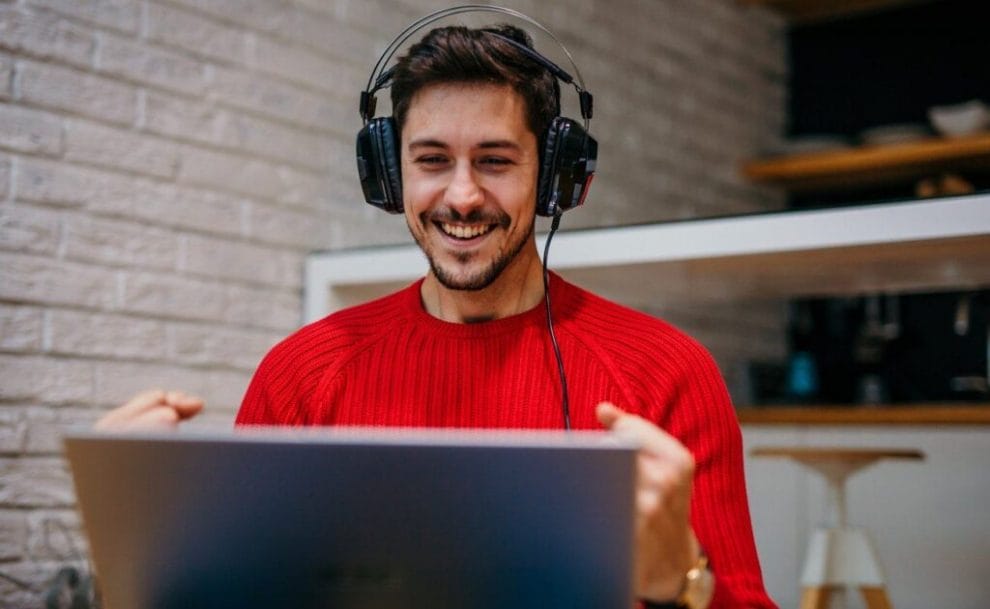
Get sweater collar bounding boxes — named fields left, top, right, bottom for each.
left=401, top=272, right=577, bottom=338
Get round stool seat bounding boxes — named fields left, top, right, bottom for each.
left=751, top=446, right=924, bottom=609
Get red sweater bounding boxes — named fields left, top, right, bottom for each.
left=237, top=274, right=775, bottom=608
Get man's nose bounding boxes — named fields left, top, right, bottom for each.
left=443, top=164, right=484, bottom=212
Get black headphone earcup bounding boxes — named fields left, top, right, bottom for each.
left=356, top=117, right=403, bottom=213
left=537, top=117, right=598, bottom=216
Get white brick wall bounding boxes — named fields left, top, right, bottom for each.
left=18, top=59, right=138, bottom=125
left=0, top=0, right=785, bottom=603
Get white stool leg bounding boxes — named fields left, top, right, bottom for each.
left=800, top=527, right=891, bottom=609
left=801, top=527, right=886, bottom=587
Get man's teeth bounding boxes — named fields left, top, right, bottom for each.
left=441, top=223, right=492, bottom=239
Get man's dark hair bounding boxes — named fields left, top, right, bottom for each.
left=390, top=24, right=561, bottom=138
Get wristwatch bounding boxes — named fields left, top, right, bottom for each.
left=643, top=552, right=714, bottom=609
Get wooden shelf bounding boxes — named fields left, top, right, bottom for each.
left=305, top=195, right=990, bottom=321
left=737, top=404, right=990, bottom=425
left=742, top=133, right=990, bottom=192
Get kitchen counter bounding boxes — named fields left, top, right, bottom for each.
left=304, top=195, right=990, bottom=321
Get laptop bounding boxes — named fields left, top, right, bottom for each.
left=64, top=427, right=637, bottom=609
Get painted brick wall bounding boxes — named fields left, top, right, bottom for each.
left=0, top=0, right=785, bottom=603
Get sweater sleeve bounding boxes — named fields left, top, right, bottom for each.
left=235, top=319, right=337, bottom=426
left=659, top=339, right=777, bottom=609
left=236, top=334, right=303, bottom=426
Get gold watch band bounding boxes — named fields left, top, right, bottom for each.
left=641, top=551, right=714, bottom=609
left=676, top=551, right=714, bottom=609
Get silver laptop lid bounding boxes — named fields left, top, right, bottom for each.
left=65, top=428, right=637, bottom=609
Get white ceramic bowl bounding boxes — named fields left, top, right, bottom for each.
left=928, top=99, right=990, bottom=136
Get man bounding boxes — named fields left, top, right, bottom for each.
left=98, top=23, right=775, bottom=609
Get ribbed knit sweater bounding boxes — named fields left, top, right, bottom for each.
left=236, top=274, right=775, bottom=608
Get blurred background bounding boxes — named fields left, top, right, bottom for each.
left=1, top=0, right=987, bottom=607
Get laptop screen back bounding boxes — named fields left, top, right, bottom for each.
left=65, top=428, right=637, bottom=609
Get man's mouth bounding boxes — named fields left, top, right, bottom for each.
left=437, top=222, right=496, bottom=240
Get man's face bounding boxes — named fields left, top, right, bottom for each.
left=400, top=82, right=540, bottom=291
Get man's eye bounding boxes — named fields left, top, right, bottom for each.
left=479, top=157, right=511, bottom=167
left=415, top=155, right=447, bottom=166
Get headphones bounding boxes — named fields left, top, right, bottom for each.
left=356, top=5, right=598, bottom=218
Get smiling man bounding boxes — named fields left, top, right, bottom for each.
left=99, top=21, right=776, bottom=609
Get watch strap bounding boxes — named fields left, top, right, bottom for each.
left=641, top=549, right=712, bottom=609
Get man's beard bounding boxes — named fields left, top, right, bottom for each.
left=411, top=208, right=533, bottom=292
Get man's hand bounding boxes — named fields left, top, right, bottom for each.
left=597, top=402, right=702, bottom=603
left=94, top=389, right=204, bottom=432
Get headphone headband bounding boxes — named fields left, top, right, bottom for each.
left=359, top=4, right=593, bottom=127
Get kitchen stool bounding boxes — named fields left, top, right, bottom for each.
left=750, top=447, right=925, bottom=609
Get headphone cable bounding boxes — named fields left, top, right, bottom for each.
left=542, top=211, right=571, bottom=430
